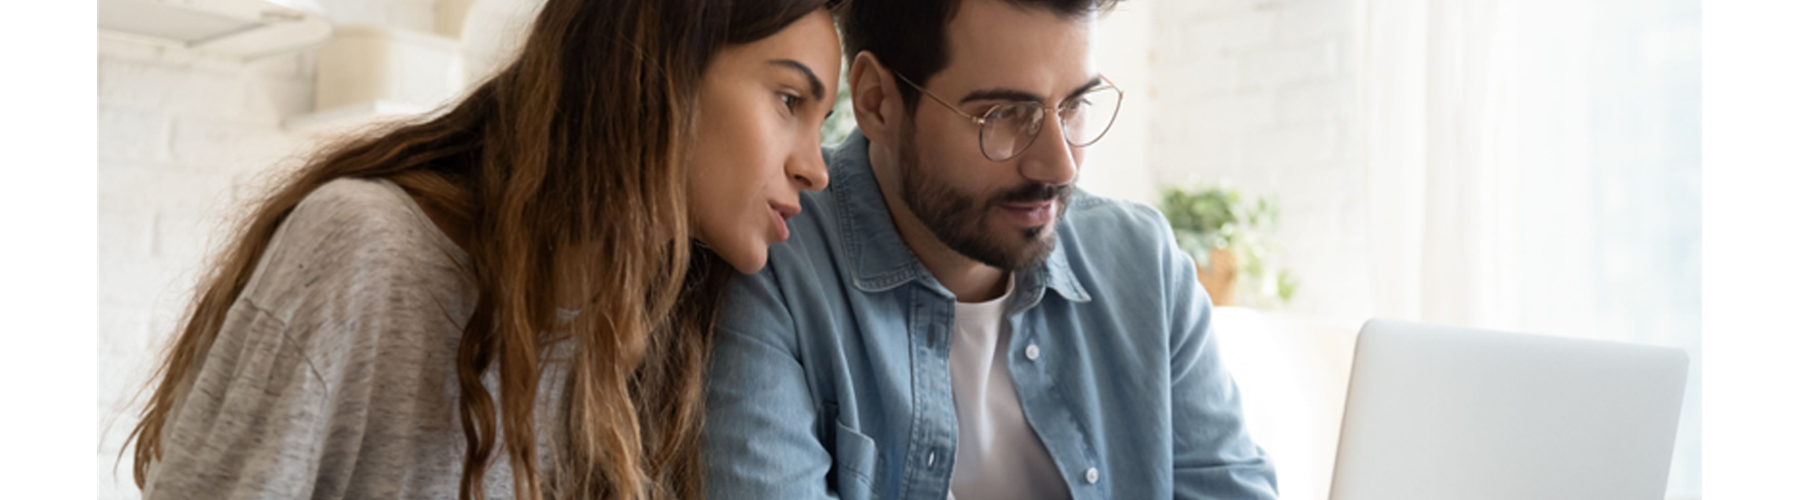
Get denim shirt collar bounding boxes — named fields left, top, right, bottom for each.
left=827, top=131, right=1091, bottom=307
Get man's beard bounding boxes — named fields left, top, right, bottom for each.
left=896, top=119, right=1073, bottom=271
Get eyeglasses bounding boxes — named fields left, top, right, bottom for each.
left=893, top=71, right=1124, bottom=162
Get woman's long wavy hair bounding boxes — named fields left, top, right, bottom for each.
left=124, top=0, right=835, bottom=498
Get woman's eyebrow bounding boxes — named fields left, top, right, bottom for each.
left=768, top=59, right=825, bottom=101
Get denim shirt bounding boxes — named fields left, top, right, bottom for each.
left=703, top=131, right=1279, bottom=500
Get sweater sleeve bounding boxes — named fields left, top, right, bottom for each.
left=141, top=298, right=334, bottom=500
left=142, top=178, right=475, bottom=500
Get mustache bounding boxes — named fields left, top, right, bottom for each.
left=994, top=182, right=1074, bottom=206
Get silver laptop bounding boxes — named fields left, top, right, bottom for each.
left=1328, top=319, right=1689, bottom=500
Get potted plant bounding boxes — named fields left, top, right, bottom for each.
left=1157, top=184, right=1298, bottom=307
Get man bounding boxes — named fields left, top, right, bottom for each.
left=702, top=0, right=1280, bottom=498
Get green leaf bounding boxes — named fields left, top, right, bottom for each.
left=1155, top=182, right=1299, bottom=306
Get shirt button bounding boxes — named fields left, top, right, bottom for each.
left=1084, top=467, right=1100, bottom=484
left=1025, top=344, right=1041, bottom=361
left=927, top=451, right=937, bottom=467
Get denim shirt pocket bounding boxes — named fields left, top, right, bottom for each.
left=830, top=420, right=881, bottom=500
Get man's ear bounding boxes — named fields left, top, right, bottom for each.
left=850, top=51, right=903, bottom=147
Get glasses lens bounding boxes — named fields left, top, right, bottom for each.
left=980, top=103, right=1044, bottom=161
left=1061, top=86, right=1122, bottom=147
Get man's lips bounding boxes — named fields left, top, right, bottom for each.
left=999, top=200, right=1057, bottom=227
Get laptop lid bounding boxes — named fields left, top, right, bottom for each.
left=1328, top=319, right=1688, bottom=500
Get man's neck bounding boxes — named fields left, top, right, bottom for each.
left=869, top=145, right=1010, bottom=303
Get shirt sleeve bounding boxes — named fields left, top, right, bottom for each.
left=1159, top=220, right=1283, bottom=500
left=703, top=265, right=843, bottom=500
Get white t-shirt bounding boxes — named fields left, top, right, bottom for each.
left=947, top=276, right=1072, bottom=500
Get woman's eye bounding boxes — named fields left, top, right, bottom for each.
left=779, top=93, right=801, bottom=113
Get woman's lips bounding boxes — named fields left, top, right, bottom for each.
left=769, top=202, right=800, bottom=242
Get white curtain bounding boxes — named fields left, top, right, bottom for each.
left=1361, top=0, right=1528, bottom=331
left=1356, top=0, right=1698, bottom=495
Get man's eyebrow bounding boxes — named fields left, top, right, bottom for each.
left=1063, top=76, right=1105, bottom=103
left=957, top=76, right=1107, bottom=105
left=959, top=88, right=1044, bottom=105
left=769, top=59, right=826, bottom=101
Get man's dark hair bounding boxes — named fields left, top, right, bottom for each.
left=835, top=0, right=1120, bottom=111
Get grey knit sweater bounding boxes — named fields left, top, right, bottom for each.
left=142, top=178, right=567, bottom=499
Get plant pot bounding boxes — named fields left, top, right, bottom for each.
left=1195, top=248, right=1238, bottom=306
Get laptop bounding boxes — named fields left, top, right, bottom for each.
left=1328, top=319, right=1689, bottom=500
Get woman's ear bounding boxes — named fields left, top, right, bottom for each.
left=849, top=51, right=901, bottom=147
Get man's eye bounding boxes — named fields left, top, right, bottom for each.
left=989, top=105, right=1023, bottom=120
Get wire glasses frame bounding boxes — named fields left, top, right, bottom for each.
left=892, top=71, right=1125, bottom=162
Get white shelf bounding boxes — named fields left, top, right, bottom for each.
left=282, top=100, right=436, bottom=135
left=98, top=0, right=333, bottom=60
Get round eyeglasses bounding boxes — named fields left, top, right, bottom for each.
left=893, top=71, right=1124, bottom=162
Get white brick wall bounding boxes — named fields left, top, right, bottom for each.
left=96, top=2, right=441, bottom=497
left=1147, top=0, right=1371, bottom=319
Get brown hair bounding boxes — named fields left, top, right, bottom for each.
left=835, top=0, right=1120, bottom=111
left=124, top=0, right=834, bottom=498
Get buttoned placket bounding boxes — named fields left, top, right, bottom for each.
left=1005, top=271, right=1105, bottom=499
left=902, top=285, right=960, bottom=500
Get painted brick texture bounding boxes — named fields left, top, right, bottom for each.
left=1148, top=0, right=1369, bottom=317
left=96, top=2, right=439, bottom=497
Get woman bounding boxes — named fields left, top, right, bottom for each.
left=123, top=0, right=841, bottom=498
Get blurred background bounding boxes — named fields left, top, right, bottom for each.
left=96, top=0, right=1699, bottom=498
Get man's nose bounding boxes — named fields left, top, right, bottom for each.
left=1015, top=113, right=1079, bottom=186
